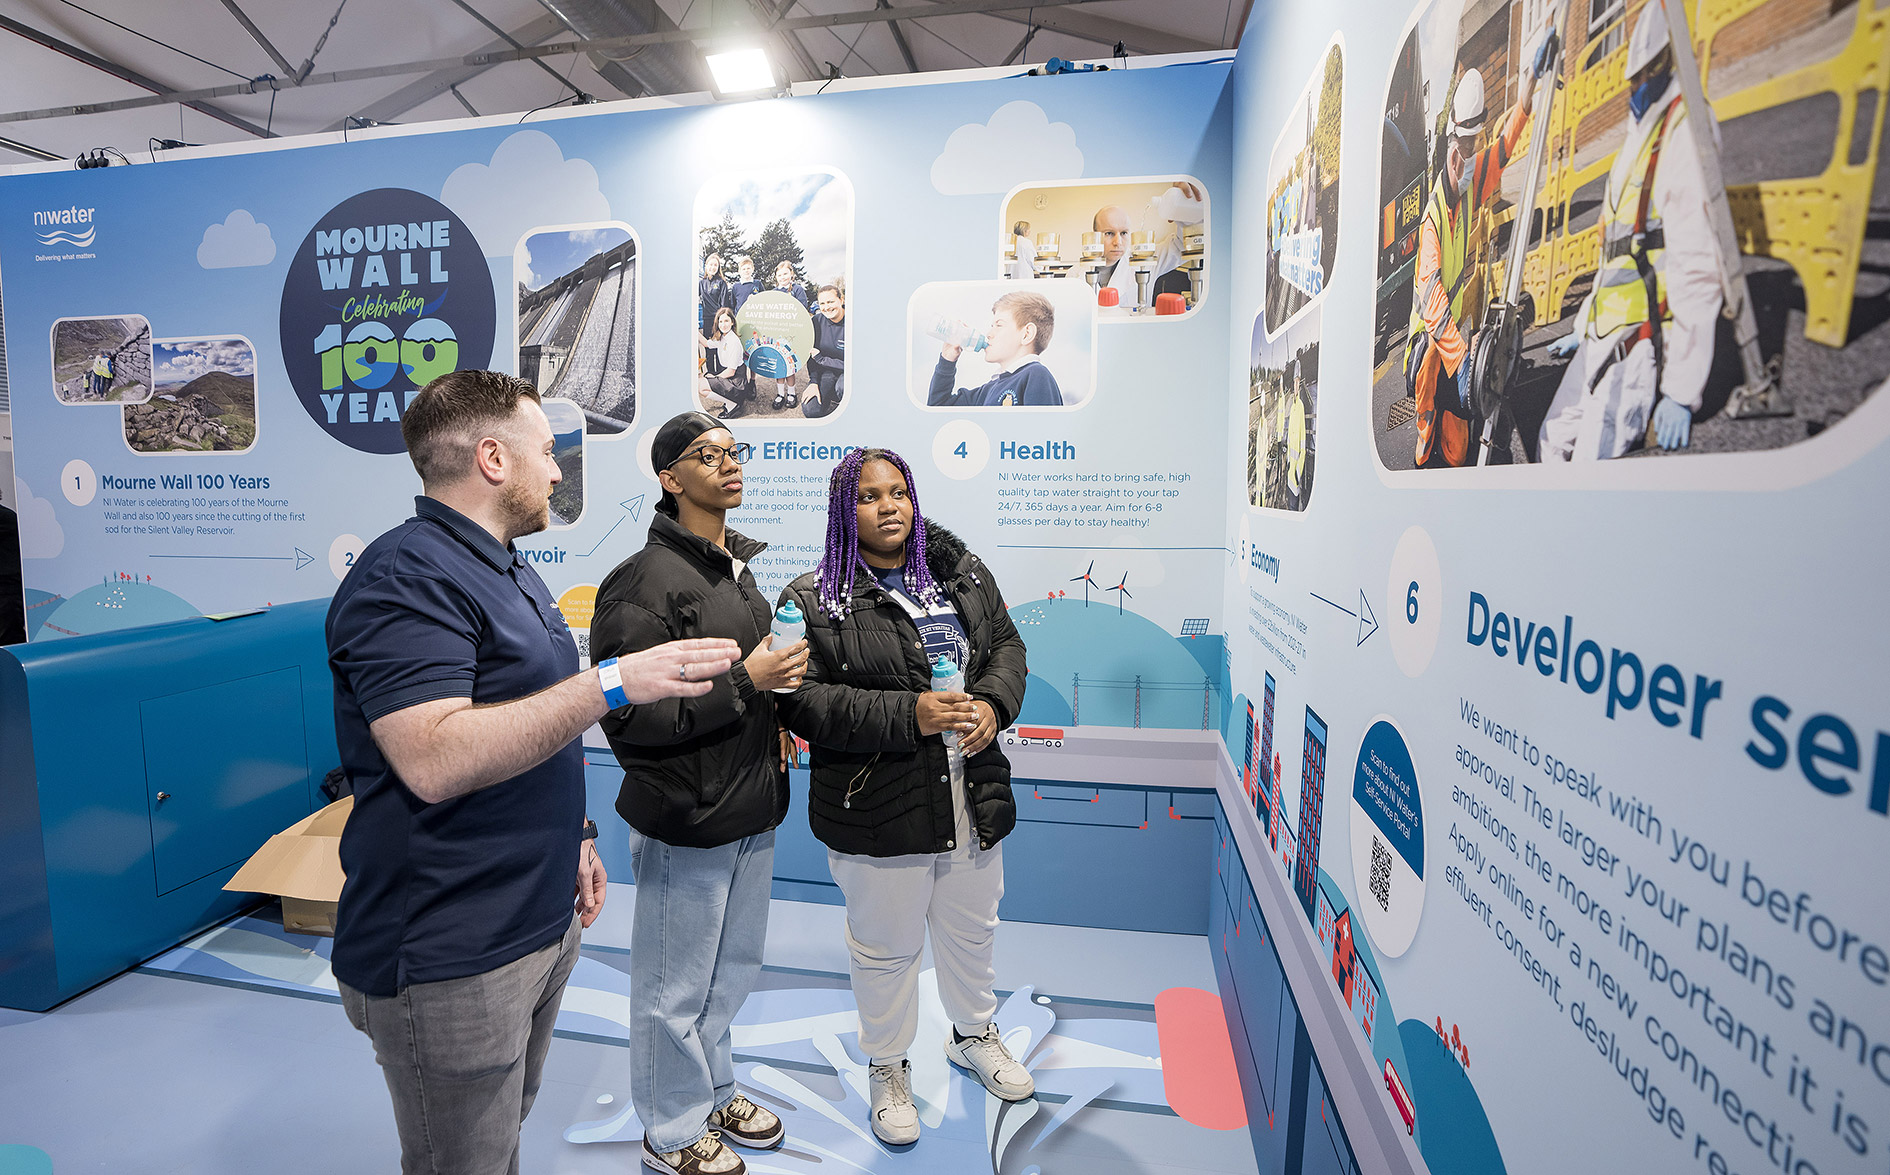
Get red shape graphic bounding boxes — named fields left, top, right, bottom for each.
left=1154, top=987, right=1249, bottom=1130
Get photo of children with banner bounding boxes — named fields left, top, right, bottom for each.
left=908, top=279, right=1097, bottom=409
left=694, top=170, right=852, bottom=421
left=1264, top=38, right=1342, bottom=336
left=1249, top=307, right=1319, bottom=511
left=515, top=223, right=638, bottom=435
left=999, top=178, right=1207, bottom=319
left=1370, top=0, right=1889, bottom=471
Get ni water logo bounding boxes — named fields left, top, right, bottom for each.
left=33, top=205, right=97, bottom=247
left=279, top=188, right=494, bottom=454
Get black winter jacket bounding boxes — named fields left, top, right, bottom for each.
left=775, top=525, right=1027, bottom=857
left=591, top=512, right=787, bottom=848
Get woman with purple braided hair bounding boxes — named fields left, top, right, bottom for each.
left=775, top=448, right=1031, bottom=1146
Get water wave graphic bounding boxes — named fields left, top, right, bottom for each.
left=36, top=227, right=95, bottom=246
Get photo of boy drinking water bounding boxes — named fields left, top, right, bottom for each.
left=926, top=291, right=1065, bottom=408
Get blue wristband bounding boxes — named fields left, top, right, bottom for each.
left=596, top=657, right=630, bottom=710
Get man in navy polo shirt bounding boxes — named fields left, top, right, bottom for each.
left=327, top=369, right=739, bottom=1175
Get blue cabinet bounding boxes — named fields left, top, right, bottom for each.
left=0, top=600, right=336, bottom=1010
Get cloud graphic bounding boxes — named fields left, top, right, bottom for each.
left=197, top=209, right=276, bottom=268
left=16, top=479, right=63, bottom=559
left=441, top=131, right=611, bottom=258
left=931, top=101, right=1083, bottom=195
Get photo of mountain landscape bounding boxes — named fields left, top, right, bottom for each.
left=542, top=397, right=584, bottom=527
left=123, top=337, right=257, bottom=453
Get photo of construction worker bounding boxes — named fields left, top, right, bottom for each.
left=1248, top=306, right=1320, bottom=510
left=1263, top=37, right=1343, bottom=336
left=52, top=315, right=152, bottom=405
left=1370, top=0, right=1890, bottom=469
left=999, top=179, right=1208, bottom=318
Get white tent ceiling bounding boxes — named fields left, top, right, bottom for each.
left=0, top=0, right=1249, bottom=162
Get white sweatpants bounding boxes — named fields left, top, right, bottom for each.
left=827, top=786, right=1004, bottom=1066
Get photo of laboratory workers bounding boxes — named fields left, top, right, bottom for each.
left=1000, top=178, right=1207, bottom=318
left=1263, top=38, right=1342, bottom=335
left=1370, top=0, right=1890, bottom=470
left=52, top=314, right=152, bottom=404
left=908, top=279, right=1097, bottom=409
left=1248, top=306, right=1319, bottom=511
left=694, top=170, right=853, bottom=420
left=515, top=224, right=639, bottom=435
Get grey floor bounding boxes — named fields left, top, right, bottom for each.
left=0, top=886, right=1262, bottom=1175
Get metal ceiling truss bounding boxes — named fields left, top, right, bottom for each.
left=0, top=13, right=275, bottom=137
left=0, top=0, right=1187, bottom=131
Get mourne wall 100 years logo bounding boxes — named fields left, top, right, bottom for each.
left=279, top=188, right=494, bottom=454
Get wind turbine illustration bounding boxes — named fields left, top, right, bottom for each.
left=1108, top=572, right=1132, bottom=615
left=1070, top=560, right=1099, bottom=607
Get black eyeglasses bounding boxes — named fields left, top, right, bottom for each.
left=671, top=442, right=753, bottom=469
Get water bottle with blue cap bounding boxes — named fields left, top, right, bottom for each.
left=769, top=600, right=806, bottom=694
left=930, top=654, right=965, bottom=750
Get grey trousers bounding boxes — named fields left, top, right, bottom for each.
left=340, top=914, right=583, bottom=1175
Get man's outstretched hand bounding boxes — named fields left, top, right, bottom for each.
left=621, top=637, right=741, bottom=702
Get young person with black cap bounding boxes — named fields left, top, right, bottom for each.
left=590, top=411, right=810, bottom=1175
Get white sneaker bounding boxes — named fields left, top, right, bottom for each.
left=867, top=1059, right=921, bottom=1144
left=944, top=1024, right=1035, bottom=1101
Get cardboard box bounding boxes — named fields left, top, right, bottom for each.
left=224, top=796, right=351, bottom=936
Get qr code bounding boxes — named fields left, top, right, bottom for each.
left=1370, top=836, right=1393, bottom=912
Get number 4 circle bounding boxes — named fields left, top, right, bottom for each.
left=931, top=421, right=989, bottom=481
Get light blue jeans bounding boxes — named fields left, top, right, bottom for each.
left=628, top=828, right=776, bottom=1153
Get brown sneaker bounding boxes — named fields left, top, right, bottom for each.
left=642, top=1132, right=746, bottom=1175
left=708, top=1092, right=785, bottom=1149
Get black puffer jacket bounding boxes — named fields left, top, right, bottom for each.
left=591, top=512, right=787, bottom=848
left=775, top=525, right=1027, bottom=856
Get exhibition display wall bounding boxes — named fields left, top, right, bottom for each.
left=1217, top=0, right=1889, bottom=1172
left=1, top=0, right=1887, bottom=1168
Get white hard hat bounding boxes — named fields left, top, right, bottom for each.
left=1626, top=2, right=1672, bottom=79
left=1448, top=68, right=1487, bottom=138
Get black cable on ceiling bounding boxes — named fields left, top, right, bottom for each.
left=53, top=0, right=250, bottom=81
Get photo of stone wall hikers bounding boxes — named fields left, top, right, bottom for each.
left=1264, top=37, right=1342, bottom=335
left=516, top=224, right=638, bottom=435
left=1001, top=178, right=1207, bottom=318
left=124, top=337, right=257, bottom=454
left=1249, top=306, right=1319, bottom=510
left=53, top=315, right=152, bottom=404
left=1371, top=0, right=1889, bottom=471
left=908, top=279, right=1097, bottom=409
left=694, top=169, right=853, bottom=420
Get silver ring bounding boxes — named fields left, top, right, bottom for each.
left=679, top=663, right=689, bottom=680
